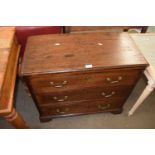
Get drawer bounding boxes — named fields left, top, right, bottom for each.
left=35, top=86, right=133, bottom=106
left=39, top=99, right=125, bottom=117
left=28, top=68, right=142, bottom=94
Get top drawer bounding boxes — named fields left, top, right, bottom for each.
left=27, top=68, right=142, bottom=93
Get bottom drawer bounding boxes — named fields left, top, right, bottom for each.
left=39, top=98, right=125, bottom=117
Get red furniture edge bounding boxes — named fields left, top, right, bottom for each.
left=15, top=26, right=62, bottom=57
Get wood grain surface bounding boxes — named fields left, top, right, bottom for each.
left=0, top=27, right=15, bottom=90
left=26, top=67, right=142, bottom=94
left=20, top=32, right=148, bottom=122
left=0, top=27, right=28, bottom=128
left=39, top=98, right=127, bottom=119
left=0, top=27, right=16, bottom=111
left=21, top=32, right=148, bottom=75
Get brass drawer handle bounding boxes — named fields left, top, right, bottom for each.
left=53, top=96, right=68, bottom=102
left=98, top=104, right=110, bottom=110
left=101, top=91, right=115, bottom=98
left=50, top=80, right=68, bottom=88
left=106, top=76, right=122, bottom=84
left=56, top=108, right=69, bottom=114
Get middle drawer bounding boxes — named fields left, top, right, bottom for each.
left=35, top=86, right=133, bottom=106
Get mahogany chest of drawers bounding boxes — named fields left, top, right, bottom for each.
left=20, top=32, right=148, bottom=122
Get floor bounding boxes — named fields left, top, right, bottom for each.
left=0, top=27, right=155, bottom=129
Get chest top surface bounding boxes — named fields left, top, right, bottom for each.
left=0, top=27, right=15, bottom=90
left=21, top=32, right=148, bottom=75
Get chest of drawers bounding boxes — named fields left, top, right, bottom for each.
left=20, top=32, right=148, bottom=122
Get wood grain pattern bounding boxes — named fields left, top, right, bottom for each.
left=0, top=27, right=15, bottom=93
left=0, top=27, right=28, bottom=128
left=20, top=32, right=148, bottom=122
left=0, top=36, right=19, bottom=111
left=39, top=98, right=126, bottom=119
left=26, top=67, right=142, bottom=94
left=0, top=27, right=16, bottom=110
left=35, top=85, right=133, bottom=106
left=20, top=32, right=147, bottom=75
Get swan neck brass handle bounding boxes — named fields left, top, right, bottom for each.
left=50, top=81, right=68, bottom=88
left=106, top=76, right=122, bottom=84
left=56, top=108, right=69, bottom=114
left=53, top=96, right=68, bottom=102
left=98, top=104, right=110, bottom=110
left=101, top=91, right=115, bottom=98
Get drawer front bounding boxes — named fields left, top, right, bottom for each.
left=35, top=86, right=132, bottom=106
left=39, top=99, right=125, bottom=117
left=28, top=68, right=142, bottom=94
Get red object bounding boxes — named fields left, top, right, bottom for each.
left=15, top=26, right=62, bottom=57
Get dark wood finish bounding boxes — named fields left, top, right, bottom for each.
left=21, top=32, right=147, bottom=75
left=141, top=26, right=148, bottom=33
left=20, top=32, right=148, bottom=122
left=0, top=27, right=29, bottom=128
left=40, top=117, right=53, bottom=122
left=39, top=98, right=126, bottom=119
left=35, top=86, right=133, bottom=105
left=26, top=67, right=142, bottom=95
left=111, top=108, right=123, bottom=114
left=63, top=26, right=148, bottom=33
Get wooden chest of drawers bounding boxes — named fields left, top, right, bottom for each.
left=20, top=32, right=148, bottom=122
